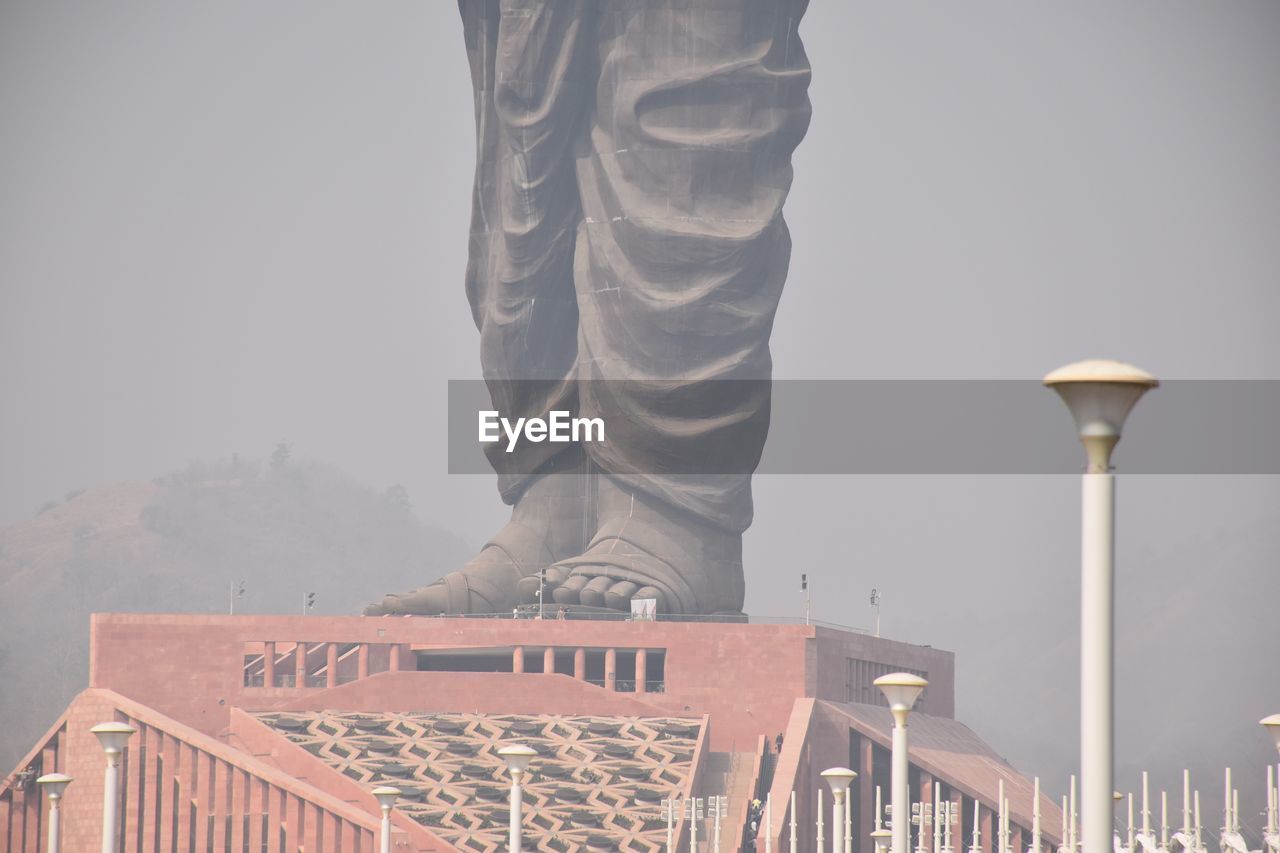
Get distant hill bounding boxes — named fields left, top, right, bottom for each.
left=0, top=453, right=471, bottom=773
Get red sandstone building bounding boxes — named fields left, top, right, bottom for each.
left=2, top=613, right=1062, bottom=851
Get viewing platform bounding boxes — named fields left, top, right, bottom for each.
left=3, top=612, right=1060, bottom=852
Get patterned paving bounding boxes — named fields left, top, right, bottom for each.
left=253, top=711, right=703, bottom=852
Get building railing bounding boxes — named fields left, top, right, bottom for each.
left=242, top=640, right=400, bottom=689
left=429, top=608, right=870, bottom=634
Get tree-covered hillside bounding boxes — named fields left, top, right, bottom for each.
left=0, top=451, right=470, bottom=773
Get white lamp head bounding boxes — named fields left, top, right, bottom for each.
left=36, top=773, right=73, bottom=799
left=1044, top=360, right=1157, bottom=471
left=498, top=744, right=537, bottom=775
left=90, top=722, right=138, bottom=755
left=821, top=767, right=858, bottom=795
left=872, top=827, right=893, bottom=852
left=371, top=786, right=401, bottom=810
left=1260, top=714, right=1280, bottom=754
left=874, top=672, right=928, bottom=717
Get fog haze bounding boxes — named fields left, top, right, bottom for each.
left=2, top=0, right=1277, bottom=836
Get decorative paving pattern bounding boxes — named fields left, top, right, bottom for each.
left=253, top=711, right=703, bottom=852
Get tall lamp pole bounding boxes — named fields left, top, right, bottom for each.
left=1263, top=715, right=1280, bottom=850
left=372, top=786, right=400, bottom=853
left=822, top=768, right=858, bottom=853
left=37, top=773, right=73, bottom=853
left=1045, top=360, right=1157, bottom=853
left=876, top=672, right=929, bottom=853
left=499, top=744, right=536, bottom=853
left=90, top=722, right=138, bottom=853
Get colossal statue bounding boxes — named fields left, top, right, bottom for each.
left=365, top=0, right=812, bottom=617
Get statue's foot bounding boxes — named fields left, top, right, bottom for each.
left=538, top=476, right=745, bottom=616
left=363, top=467, right=588, bottom=616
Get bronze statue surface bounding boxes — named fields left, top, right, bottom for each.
left=366, top=0, right=812, bottom=617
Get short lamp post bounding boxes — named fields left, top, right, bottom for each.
left=90, top=722, right=137, bottom=853
left=822, top=768, right=858, bottom=853
left=36, top=773, right=73, bottom=853
left=372, top=786, right=400, bottom=853
left=1045, top=360, right=1157, bottom=853
left=875, top=673, right=929, bottom=853
left=873, top=827, right=894, bottom=853
left=499, top=744, right=536, bottom=853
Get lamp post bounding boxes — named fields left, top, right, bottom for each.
left=372, top=786, right=400, bottom=853
left=847, top=784, right=854, bottom=853
left=874, top=829, right=894, bottom=853
left=1045, top=360, right=1157, bottom=853
left=1262, top=715, right=1280, bottom=756
left=37, top=773, right=72, bottom=853
left=875, top=672, right=929, bottom=853
left=1031, top=777, right=1042, bottom=853
left=498, top=744, right=536, bottom=853
left=1262, top=717, right=1280, bottom=853
left=90, top=722, right=137, bottom=853
left=823, top=768, right=858, bottom=853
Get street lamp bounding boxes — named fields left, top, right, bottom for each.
left=1262, top=715, right=1280, bottom=755
left=1045, top=359, right=1157, bottom=853
left=873, top=828, right=894, bottom=853
left=875, top=672, right=929, bottom=853
left=90, top=722, right=137, bottom=853
left=1262, top=717, right=1280, bottom=853
left=37, top=773, right=73, bottom=853
left=498, top=744, right=536, bottom=853
left=822, top=768, right=858, bottom=853
left=372, top=786, right=400, bottom=853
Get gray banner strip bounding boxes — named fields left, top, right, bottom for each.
left=448, top=380, right=1280, bottom=474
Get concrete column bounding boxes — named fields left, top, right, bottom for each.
left=513, top=646, right=525, bottom=674
left=211, top=757, right=229, bottom=851
left=543, top=647, right=555, bottom=674
left=191, top=746, right=208, bottom=851
left=263, top=642, right=275, bottom=688
left=389, top=644, right=402, bottom=672
left=229, top=763, right=245, bottom=850
left=950, top=790, right=964, bottom=853
left=635, top=649, right=648, bottom=693
left=339, top=820, right=358, bottom=853
left=574, top=648, right=586, bottom=680
left=604, top=648, right=617, bottom=691
left=357, top=644, right=369, bottom=679
left=326, top=643, right=338, bottom=688
left=294, top=642, right=307, bottom=688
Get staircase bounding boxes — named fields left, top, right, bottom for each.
left=697, top=750, right=758, bottom=850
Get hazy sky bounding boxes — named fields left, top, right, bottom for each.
left=2, top=0, right=1277, bottom=831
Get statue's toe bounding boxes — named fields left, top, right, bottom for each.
left=552, top=574, right=589, bottom=604
left=515, top=566, right=566, bottom=603
left=632, top=585, right=666, bottom=612
left=578, top=576, right=614, bottom=607
left=602, top=580, right=639, bottom=610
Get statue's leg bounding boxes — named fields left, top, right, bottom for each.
left=541, top=0, right=813, bottom=614
left=366, top=0, right=595, bottom=616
